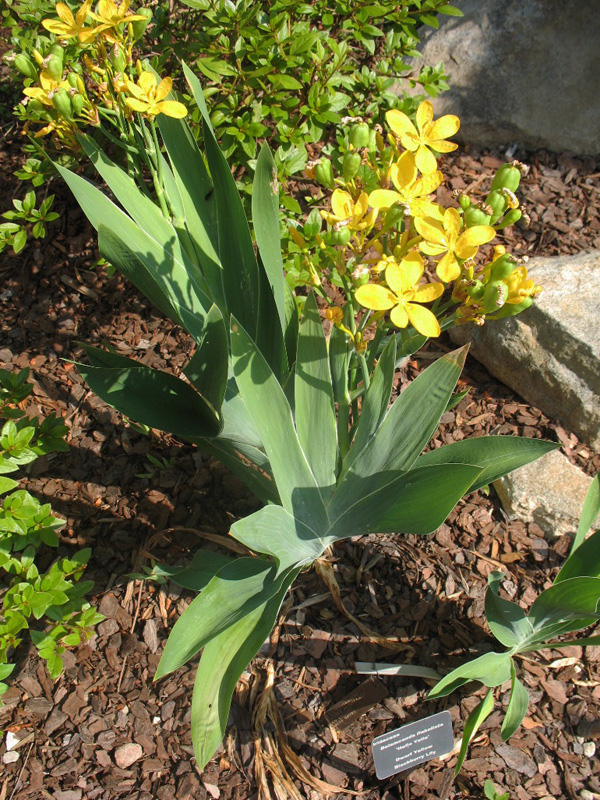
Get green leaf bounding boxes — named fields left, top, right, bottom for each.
left=183, top=304, right=228, bottom=413
left=344, top=336, right=396, bottom=474
left=294, top=293, right=337, bottom=494
left=157, top=114, right=224, bottom=307
left=327, top=463, right=482, bottom=541
left=485, top=571, right=534, bottom=648
left=527, top=577, right=600, bottom=638
left=501, top=661, right=529, bottom=740
left=542, top=634, right=600, bottom=648
left=190, top=567, right=300, bottom=769
left=455, top=689, right=494, bottom=774
left=252, top=143, right=286, bottom=334
left=416, top=436, right=558, bottom=495
left=340, top=347, right=468, bottom=482
left=183, top=63, right=286, bottom=378
left=155, top=557, right=290, bottom=679
left=231, top=320, right=328, bottom=533
left=158, top=550, right=233, bottom=591
left=556, top=527, right=600, bottom=584
left=269, top=74, right=303, bottom=90
left=230, top=504, right=324, bottom=567
left=0, top=476, right=19, bottom=494
left=428, top=651, right=512, bottom=699
left=570, top=474, right=600, bottom=553
left=76, top=345, right=221, bottom=440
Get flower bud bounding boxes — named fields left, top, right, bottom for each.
left=465, top=280, right=485, bottom=301
left=328, top=225, right=352, bottom=246
left=45, top=53, right=63, bottom=82
left=342, top=151, right=362, bottom=182
left=491, top=162, right=521, bottom=194
left=349, top=122, right=370, bottom=149
left=458, top=193, right=471, bottom=211
left=325, top=306, right=344, bottom=324
left=14, top=54, right=38, bottom=81
left=112, top=46, right=127, bottom=73
left=51, top=88, right=73, bottom=121
left=382, top=203, right=406, bottom=231
left=131, top=8, right=153, bottom=41
left=464, top=203, right=491, bottom=227
left=314, top=158, right=334, bottom=189
left=495, top=208, right=522, bottom=230
left=71, top=93, right=85, bottom=116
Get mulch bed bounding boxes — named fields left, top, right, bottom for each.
left=1, top=117, right=599, bottom=800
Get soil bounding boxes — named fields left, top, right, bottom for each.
left=1, top=115, right=600, bottom=800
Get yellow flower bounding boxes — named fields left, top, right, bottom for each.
left=42, top=0, right=104, bottom=43
left=368, top=151, right=443, bottom=219
left=320, top=189, right=377, bottom=231
left=89, top=0, right=146, bottom=32
left=503, top=266, right=541, bottom=305
left=416, top=207, right=495, bottom=282
left=386, top=100, right=460, bottom=175
left=23, top=71, right=69, bottom=106
left=355, top=252, right=444, bottom=337
left=124, top=71, right=187, bottom=119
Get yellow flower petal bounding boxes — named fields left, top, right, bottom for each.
left=406, top=303, right=441, bottom=337
left=413, top=281, right=444, bottom=302
left=419, top=240, right=446, bottom=257
left=384, top=261, right=406, bottom=296
left=155, top=77, right=173, bottom=103
left=456, top=225, right=496, bottom=250
left=389, top=303, right=409, bottom=329
left=399, top=131, right=420, bottom=153
left=436, top=251, right=461, bottom=282
left=368, top=189, right=401, bottom=209
left=330, top=189, right=353, bottom=221
left=429, top=140, right=458, bottom=154
left=415, top=216, right=447, bottom=247
left=386, top=109, right=417, bottom=139
left=415, top=145, right=437, bottom=175
left=42, top=19, right=71, bottom=35
left=400, top=251, right=424, bottom=288
left=355, top=284, right=397, bottom=311
left=354, top=192, right=369, bottom=220
left=390, top=151, right=418, bottom=190
left=125, top=97, right=150, bottom=113
left=155, top=100, right=188, bottom=118
left=428, top=114, right=460, bottom=141
left=138, top=71, right=157, bottom=94
left=415, top=100, right=434, bottom=134
left=444, top=207, right=462, bottom=240
left=55, top=3, right=75, bottom=25
left=416, top=170, right=443, bottom=196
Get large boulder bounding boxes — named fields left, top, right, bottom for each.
left=450, top=250, right=600, bottom=449
left=411, top=0, right=600, bottom=154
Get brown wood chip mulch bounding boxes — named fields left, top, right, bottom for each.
left=1, top=122, right=599, bottom=800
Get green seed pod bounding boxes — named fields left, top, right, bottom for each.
left=493, top=297, right=532, bottom=319
left=465, top=280, right=485, bottom=301
left=14, top=54, right=38, bottom=81
left=342, top=151, right=362, bottom=182
left=112, top=47, right=126, bottom=73
left=485, top=189, right=508, bottom=225
left=382, top=203, right=406, bottom=231
left=459, top=194, right=471, bottom=211
left=464, top=204, right=491, bottom=227
left=490, top=253, right=517, bottom=281
left=51, top=88, right=73, bottom=121
left=354, top=268, right=370, bottom=286
left=26, top=98, right=45, bottom=116
left=131, top=7, right=153, bottom=41
left=71, top=93, right=85, bottom=116
left=495, top=208, right=522, bottom=230
left=482, top=280, right=508, bottom=314
left=367, top=129, right=378, bottom=154
left=491, top=162, right=521, bottom=194
left=349, top=122, right=370, bottom=149
left=314, top=158, right=334, bottom=189
left=67, top=72, right=79, bottom=89
left=328, top=226, right=352, bottom=246
left=45, top=51, right=64, bottom=82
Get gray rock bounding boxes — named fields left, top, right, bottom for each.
left=407, top=0, right=600, bottom=154
left=493, top=450, right=600, bottom=538
left=451, top=250, right=600, bottom=449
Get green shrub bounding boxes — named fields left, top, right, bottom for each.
left=0, top=368, right=103, bottom=697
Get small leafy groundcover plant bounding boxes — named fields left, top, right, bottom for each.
left=55, top=64, right=553, bottom=769
left=0, top=369, right=103, bottom=698
left=430, top=474, right=600, bottom=773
